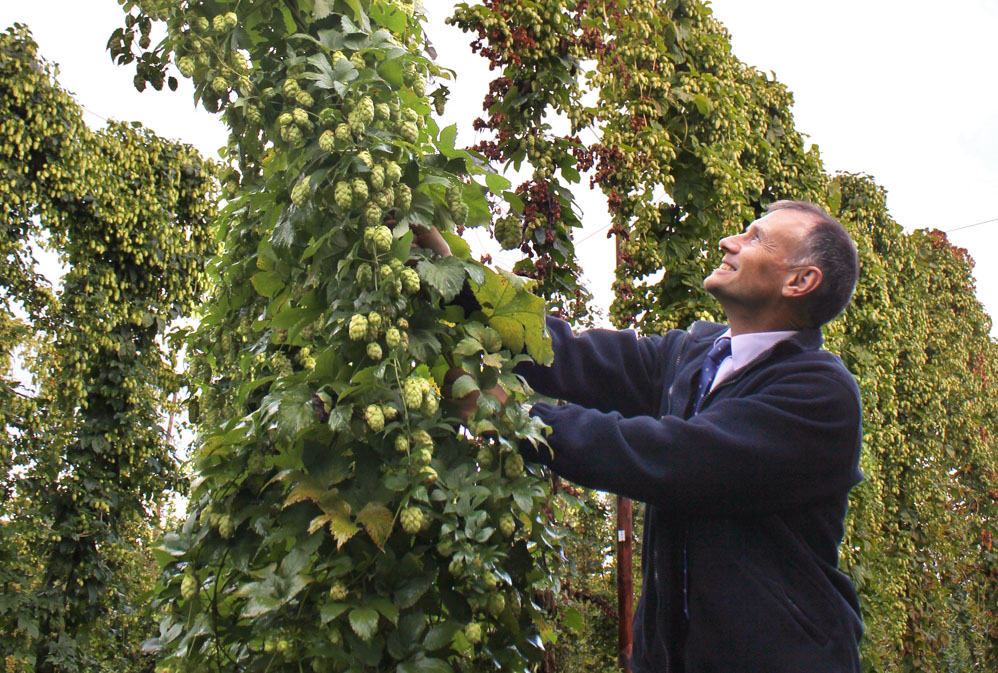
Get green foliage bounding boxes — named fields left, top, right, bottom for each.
left=0, top=24, right=216, bottom=673
left=112, top=1, right=570, bottom=672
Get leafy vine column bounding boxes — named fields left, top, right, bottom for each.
left=113, top=1, right=571, bottom=672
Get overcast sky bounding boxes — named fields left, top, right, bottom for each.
left=3, top=1, right=996, bottom=329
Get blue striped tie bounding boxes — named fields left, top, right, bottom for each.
left=695, top=337, right=731, bottom=413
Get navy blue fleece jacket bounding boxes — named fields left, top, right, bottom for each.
left=516, top=317, right=864, bottom=673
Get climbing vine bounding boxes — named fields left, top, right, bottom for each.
left=112, top=1, right=572, bottom=672
left=0, top=24, right=216, bottom=672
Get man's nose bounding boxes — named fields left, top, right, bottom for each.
left=719, top=234, right=739, bottom=252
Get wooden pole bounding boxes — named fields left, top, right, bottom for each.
left=614, top=234, right=634, bottom=672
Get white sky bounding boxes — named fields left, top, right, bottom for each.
left=2, top=1, right=996, bottom=329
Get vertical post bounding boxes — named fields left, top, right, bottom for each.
left=614, top=234, right=633, bottom=672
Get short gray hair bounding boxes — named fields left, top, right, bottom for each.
left=767, top=200, right=858, bottom=327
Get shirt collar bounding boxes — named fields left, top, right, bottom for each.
left=715, top=328, right=799, bottom=373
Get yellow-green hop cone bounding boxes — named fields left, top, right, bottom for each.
left=395, top=183, right=412, bottom=212
left=291, top=176, right=310, bottom=207
left=400, top=506, right=423, bottom=534
left=318, top=130, right=336, bottom=152
left=218, top=514, right=235, bottom=539
left=504, top=453, right=525, bottom=479
left=499, top=512, right=515, bottom=537
left=328, top=582, right=348, bottom=601
left=212, top=14, right=227, bottom=32
left=374, top=188, right=394, bottom=209
left=394, top=434, right=409, bottom=453
left=177, top=56, right=196, bottom=78
left=245, top=105, right=263, bottom=126
left=364, top=223, right=391, bottom=250
left=212, top=76, right=228, bottom=93
left=283, top=124, right=303, bottom=144
left=334, top=181, right=353, bottom=210
left=278, top=112, right=294, bottom=127
left=283, top=77, right=299, bottom=98
left=464, top=622, right=483, bottom=645
left=356, top=263, right=373, bottom=288
left=487, top=592, right=506, bottom=617
left=382, top=405, right=398, bottom=421
left=331, top=50, right=344, bottom=64
left=195, top=16, right=210, bottom=32
left=370, top=164, right=385, bottom=190
left=181, top=573, right=197, bottom=600
left=296, top=89, right=314, bottom=108
left=495, top=215, right=522, bottom=249
left=348, top=313, right=368, bottom=341
left=365, top=202, right=384, bottom=228
left=403, top=378, right=424, bottom=409
left=365, top=404, right=385, bottom=432
left=352, top=178, right=369, bottom=203
left=350, top=52, right=366, bottom=70
left=399, top=120, right=419, bottom=143
left=231, top=51, right=248, bottom=73
left=357, top=150, right=374, bottom=167
left=385, top=327, right=401, bottom=348
left=224, top=11, right=237, bottom=28
left=420, top=394, right=438, bottom=416
left=335, top=123, right=352, bottom=142
left=385, top=161, right=402, bottom=184
left=293, top=107, right=309, bottom=126
left=476, top=446, right=493, bottom=468
left=375, top=102, right=391, bottom=121
left=401, top=267, right=420, bottom=294
left=366, top=342, right=383, bottom=361
left=367, top=311, right=383, bottom=331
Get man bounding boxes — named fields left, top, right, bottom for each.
left=420, top=200, right=864, bottom=672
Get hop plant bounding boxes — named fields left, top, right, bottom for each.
left=394, top=434, right=409, bottom=453
left=348, top=109, right=366, bottom=137
left=283, top=77, right=300, bottom=98
left=385, top=327, right=401, bottom=348
left=352, top=178, right=369, bottom=204
left=366, top=223, right=391, bottom=250
left=367, top=311, right=383, bottom=331
left=399, top=120, right=419, bottom=143
left=195, top=16, right=210, bottom=32
left=420, top=394, right=438, bottom=416
left=218, top=514, right=235, bottom=539
left=177, top=56, right=195, bottom=77
left=366, top=342, right=382, bottom=361
left=487, top=592, right=506, bottom=617
left=357, top=96, right=375, bottom=123
left=293, top=107, right=309, bottom=126
left=335, top=123, right=352, bottom=142
left=245, top=105, right=263, bottom=126
left=223, top=11, right=237, bottom=29
left=212, top=76, right=228, bottom=94
left=364, top=202, right=384, bottom=227
left=328, top=582, right=348, bottom=601
left=464, top=622, right=483, bottom=645
left=499, top=512, right=516, bottom=537
left=318, top=107, right=337, bottom=126
left=319, top=130, right=336, bottom=153
left=370, top=164, right=385, bottom=190
left=231, top=51, right=248, bottom=73
left=278, top=112, right=294, bottom=127
left=357, top=149, right=373, bottom=167
left=365, top=404, right=385, bottom=432
left=411, top=76, right=426, bottom=98
left=375, top=102, right=391, bottom=121
left=181, top=573, right=198, bottom=600
left=379, top=264, right=394, bottom=284
left=403, top=378, right=425, bottom=410
left=331, top=50, right=344, bottom=65
left=373, top=188, right=394, bottom=209
left=296, top=89, right=314, bottom=108
left=355, top=263, right=373, bottom=288
left=395, top=183, right=412, bottom=212
left=334, top=181, right=353, bottom=210
left=382, top=405, right=398, bottom=421
left=283, top=124, right=303, bottom=144
left=495, top=215, right=523, bottom=249
left=348, top=313, right=368, bottom=341
left=400, top=507, right=423, bottom=534
left=401, top=267, right=420, bottom=294
left=291, top=176, right=310, bottom=207
left=384, top=161, right=402, bottom=184
left=350, top=52, right=366, bottom=70
left=212, top=14, right=227, bottom=32
left=476, top=446, right=493, bottom=468
left=504, top=453, right=525, bottom=479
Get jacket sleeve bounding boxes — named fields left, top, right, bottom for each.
left=523, top=363, right=863, bottom=515
left=514, top=316, right=676, bottom=418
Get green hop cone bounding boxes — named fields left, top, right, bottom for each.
left=335, top=123, right=352, bottom=142
left=401, top=267, right=420, bottom=294
left=400, top=507, right=423, bottom=534
left=352, top=178, right=369, bottom=204
left=366, top=342, right=383, bottom=361
left=291, top=176, right=310, bottom=207
left=382, top=405, right=398, bottom=421
left=452, top=201, right=468, bottom=225
left=284, top=124, right=303, bottom=144
left=365, top=404, right=385, bottom=432
left=334, top=181, right=353, bottom=210
left=379, top=264, right=394, bottom=284
left=367, top=311, right=383, bottom=331
left=504, top=453, right=525, bottom=479
left=195, top=16, right=210, bottom=32
left=487, top=592, right=506, bottom=617
left=283, top=77, right=299, bottom=98
left=318, top=107, right=337, bottom=126
left=293, top=107, right=309, bottom=126
left=212, top=76, right=228, bottom=94
left=395, top=183, right=412, bottom=213
left=348, top=314, right=368, bottom=341
left=403, top=378, right=424, bottom=410
left=399, top=120, right=419, bottom=143
left=357, top=150, right=373, bottom=167
left=350, top=52, right=366, bottom=70
left=218, top=514, right=235, bottom=539
left=411, top=76, right=426, bottom=98
left=365, top=202, right=384, bottom=227
left=495, top=215, right=523, bottom=249
left=328, top=582, right=348, bottom=601
left=245, top=105, right=263, bottom=126
left=374, top=188, right=394, bottom=209
left=358, top=96, right=375, bottom=122
left=371, top=223, right=392, bottom=250
left=348, top=109, right=366, bottom=137
left=385, top=161, right=402, bottom=184
left=394, top=434, right=409, bottom=453
left=319, top=130, right=336, bottom=153
left=224, top=11, right=237, bottom=28
left=402, top=107, right=419, bottom=123
left=181, top=573, right=197, bottom=600
left=499, top=512, right=515, bottom=537
left=446, top=183, right=462, bottom=207
left=231, top=51, right=248, bottom=73
left=464, top=622, right=483, bottom=645
left=375, top=102, right=391, bottom=121
left=278, top=112, right=294, bottom=127
left=385, top=327, right=401, bottom=348
left=331, top=50, right=344, bottom=65
left=370, top=164, right=385, bottom=190
left=212, top=14, right=226, bottom=32
left=420, top=394, right=439, bottom=416
left=356, top=263, right=373, bottom=288
left=476, top=446, right=493, bottom=468
left=177, top=56, right=195, bottom=78
left=296, top=89, right=314, bottom=108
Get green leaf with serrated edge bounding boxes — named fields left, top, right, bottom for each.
left=369, top=3, right=408, bottom=33
left=320, top=602, right=350, bottom=624
left=356, top=502, right=394, bottom=548
left=368, top=596, right=400, bottom=624
left=391, top=229, right=414, bottom=261
left=251, top=271, right=284, bottom=297
left=423, top=622, right=461, bottom=651
left=485, top=173, right=511, bottom=195
left=472, top=268, right=553, bottom=364
left=349, top=606, right=380, bottom=641
left=416, top=257, right=465, bottom=302
left=453, top=337, right=483, bottom=357
left=441, top=230, right=471, bottom=260
left=437, top=124, right=461, bottom=158
left=394, top=574, right=433, bottom=609
left=451, top=375, right=479, bottom=398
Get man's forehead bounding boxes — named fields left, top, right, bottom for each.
left=754, top=210, right=814, bottom=238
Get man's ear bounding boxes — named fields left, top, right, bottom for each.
left=782, top=266, right=822, bottom=299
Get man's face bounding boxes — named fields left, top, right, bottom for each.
left=703, top=209, right=813, bottom=313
